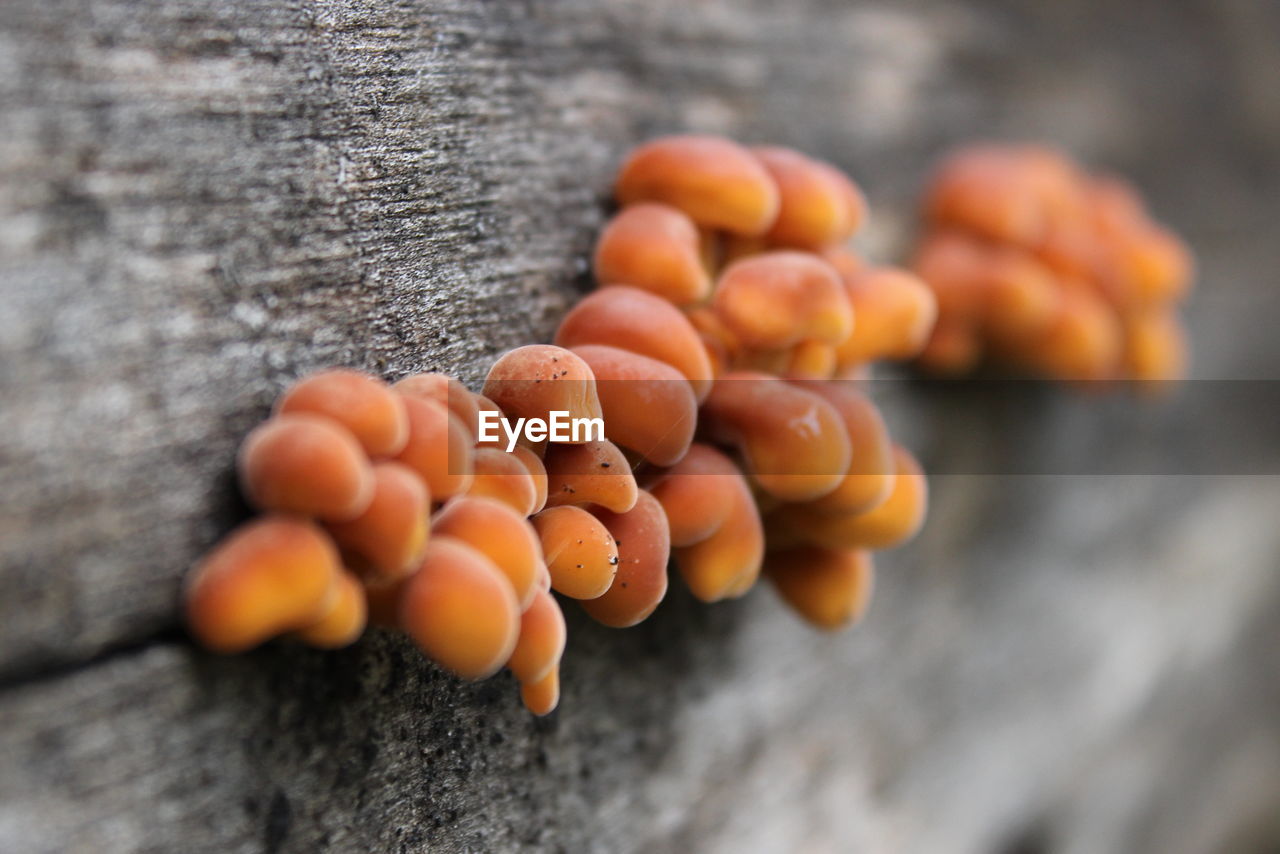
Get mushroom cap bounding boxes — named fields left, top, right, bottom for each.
left=482, top=345, right=603, bottom=431
left=394, top=373, right=483, bottom=441
left=520, top=668, right=561, bottom=716
left=765, top=547, right=874, bottom=631
left=982, top=250, right=1060, bottom=343
left=753, top=146, right=866, bottom=249
left=277, top=368, right=409, bottom=458
left=700, top=372, right=852, bottom=502
left=580, top=491, right=671, bottom=628
left=326, top=461, right=431, bottom=584
left=511, top=445, right=549, bottom=514
left=507, top=588, right=567, bottom=685
left=569, top=344, right=698, bottom=467
left=789, top=380, right=895, bottom=517
left=532, top=505, right=619, bottom=600
left=467, top=447, right=543, bottom=517
left=924, top=145, right=1047, bottom=245
left=1123, top=308, right=1187, bottom=384
left=784, top=340, right=838, bottom=380
left=432, top=495, right=544, bottom=611
left=592, top=203, right=712, bottom=306
left=392, top=394, right=475, bottom=502
left=294, top=570, right=368, bottom=649
left=556, top=285, right=714, bottom=402
left=713, top=251, right=853, bottom=350
left=835, top=267, right=939, bottom=365
left=773, top=444, right=927, bottom=550
left=542, top=439, right=639, bottom=514
left=186, top=516, right=342, bottom=653
left=238, top=413, right=376, bottom=522
left=917, top=319, right=983, bottom=375
left=615, top=135, right=781, bottom=236
left=1010, top=288, right=1122, bottom=381
left=398, top=536, right=521, bottom=681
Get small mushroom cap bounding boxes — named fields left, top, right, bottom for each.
left=1101, top=222, right=1193, bottom=308
left=835, top=267, right=939, bottom=365
left=765, top=547, right=874, bottom=631
left=784, top=340, right=838, bottom=380
left=294, top=570, right=368, bottom=649
left=773, top=444, right=927, bottom=550
left=511, top=445, right=549, bottom=514
left=432, top=496, right=544, bottom=611
left=520, top=668, right=561, bottom=717
left=910, top=229, right=994, bottom=323
left=542, top=439, right=639, bottom=514
left=532, top=505, right=619, bottom=600
left=555, top=285, right=714, bottom=402
left=394, top=373, right=483, bottom=441
left=398, top=536, right=521, bottom=681
left=1011, top=288, right=1122, bottom=381
left=186, top=516, right=342, bottom=653
left=615, top=135, right=781, bottom=236
left=916, top=320, right=983, bottom=376
left=238, top=413, right=376, bottom=522
left=326, top=461, right=431, bottom=584
left=466, top=447, right=543, bottom=517
left=924, top=145, right=1046, bottom=245
left=754, top=146, right=866, bottom=249
left=649, top=445, right=763, bottom=602
left=482, top=345, right=603, bottom=431
left=569, top=345, right=698, bottom=467
left=507, top=588, right=567, bottom=685
left=392, top=395, right=475, bottom=502
left=580, top=491, right=671, bottom=628
left=713, top=251, right=853, bottom=350
left=1123, top=309, right=1187, bottom=384
left=700, top=372, right=852, bottom=502
left=592, top=203, right=712, bottom=305
left=789, top=381, right=895, bottom=516
left=277, top=368, right=409, bottom=458
left=982, top=251, right=1060, bottom=343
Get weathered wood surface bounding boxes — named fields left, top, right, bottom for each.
left=2, top=0, right=1279, bottom=852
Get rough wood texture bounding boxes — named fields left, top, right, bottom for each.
left=2, top=1, right=1279, bottom=852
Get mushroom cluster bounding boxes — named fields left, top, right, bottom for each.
left=185, top=134, right=938, bottom=714
left=912, top=145, right=1194, bottom=382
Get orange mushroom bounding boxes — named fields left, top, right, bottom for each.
left=1123, top=308, right=1187, bottom=384
left=614, top=135, right=781, bottom=236
left=394, top=372, right=483, bottom=441
left=834, top=267, right=939, bottom=365
left=238, top=413, right=375, bottom=522
left=277, top=368, right=409, bottom=458
left=531, top=505, right=619, bottom=600
left=186, top=516, right=342, bottom=653
left=592, top=203, right=712, bottom=305
left=432, top=496, right=544, bottom=611
left=392, top=394, right=474, bottom=502
left=398, top=536, right=520, bottom=680
left=555, top=285, right=714, bottom=402
left=753, top=146, right=866, bottom=249
left=568, top=344, right=698, bottom=467
left=466, top=447, right=543, bottom=517
left=700, top=372, right=851, bottom=502
left=294, top=570, right=368, bottom=649
left=924, top=145, right=1046, bottom=245
left=482, top=345, right=603, bottom=434
left=648, top=444, right=764, bottom=602
left=541, top=439, right=638, bottom=513
left=326, top=461, right=430, bottom=584
left=770, top=444, right=927, bottom=550
left=580, top=491, right=671, bottom=628
left=520, top=669, right=561, bottom=717
left=507, top=588, right=567, bottom=685
left=712, top=251, right=853, bottom=351
left=765, top=547, right=874, bottom=631
left=789, top=380, right=895, bottom=517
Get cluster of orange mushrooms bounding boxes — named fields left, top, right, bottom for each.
left=912, top=144, right=1194, bottom=381
left=186, top=136, right=1189, bottom=716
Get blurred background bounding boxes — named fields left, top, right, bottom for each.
left=1, top=1, right=1277, bottom=852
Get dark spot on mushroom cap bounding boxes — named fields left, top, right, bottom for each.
left=608, top=556, right=619, bottom=566
left=600, top=462, right=611, bottom=468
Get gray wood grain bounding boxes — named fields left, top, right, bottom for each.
left=2, top=0, right=1279, bottom=851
